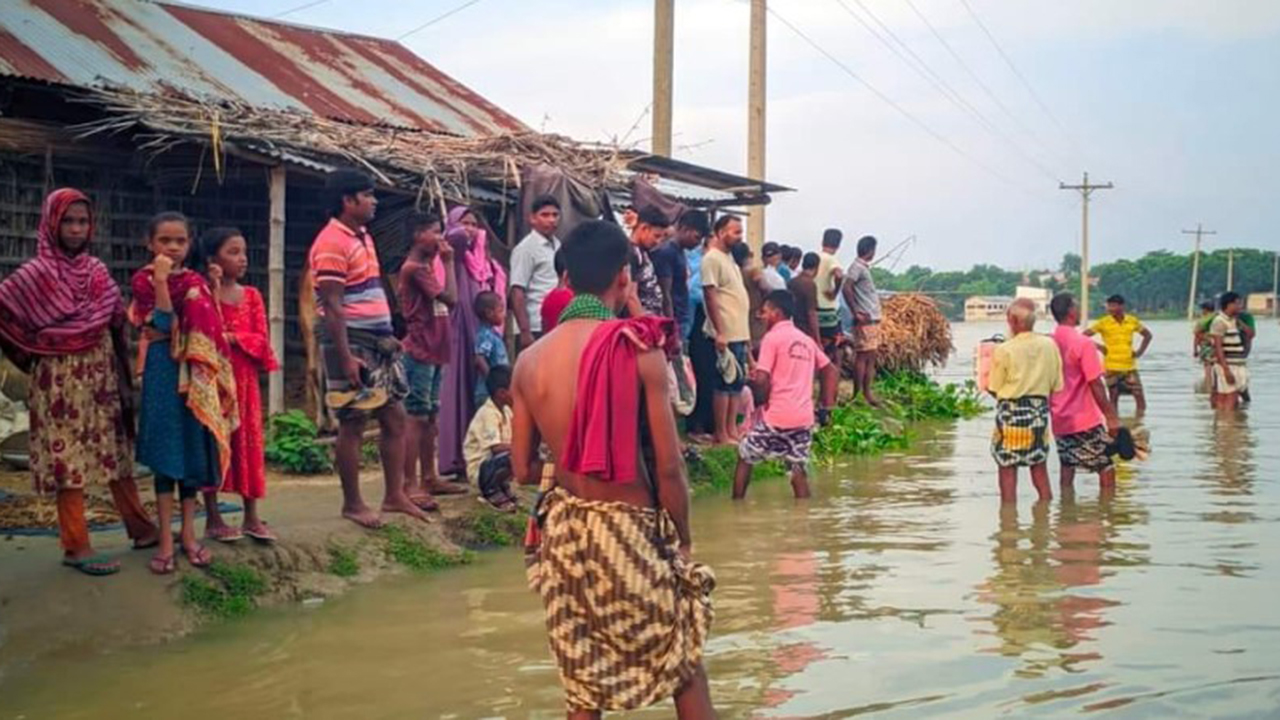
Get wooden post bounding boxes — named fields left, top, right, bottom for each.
left=268, top=166, right=286, bottom=415
left=652, top=0, right=674, bottom=157
left=746, top=0, right=767, bottom=257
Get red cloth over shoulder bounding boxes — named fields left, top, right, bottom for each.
left=560, top=316, right=678, bottom=484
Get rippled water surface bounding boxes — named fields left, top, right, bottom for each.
left=3, top=319, right=1278, bottom=718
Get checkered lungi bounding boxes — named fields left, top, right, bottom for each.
left=991, top=396, right=1050, bottom=468
left=1055, top=424, right=1114, bottom=472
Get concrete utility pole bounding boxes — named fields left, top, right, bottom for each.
left=1273, top=251, right=1279, bottom=317
left=1059, top=172, right=1113, bottom=324
left=652, top=0, right=674, bottom=157
left=746, top=0, right=767, bottom=256
left=1227, top=248, right=1235, bottom=291
left=1182, top=224, right=1215, bottom=319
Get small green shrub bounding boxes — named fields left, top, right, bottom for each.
left=180, top=561, right=267, bottom=619
left=360, top=439, right=380, bottom=468
left=874, top=371, right=986, bottom=421
left=265, top=410, right=333, bottom=474
left=328, top=545, right=360, bottom=578
left=813, top=404, right=910, bottom=458
left=381, top=525, right=472, bottom=572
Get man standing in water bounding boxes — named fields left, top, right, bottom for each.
left=1085, top=295, right=1152, bottom=415
left=1208, top=291, right=1249, bottom=410
left=734, top=290, right=837, bottom=500
left=988, top=298, right=1062, bottom=503
left=842, top=235, right=882, bottom=406
left=1049, top=293, right=1120, bottom=495
left=512, top=221, right=715, bottom=718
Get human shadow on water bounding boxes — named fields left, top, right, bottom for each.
left=972, top=488, right=1150, bottom=681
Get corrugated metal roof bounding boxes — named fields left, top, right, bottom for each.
left=0, top=0, right=526, bottom=136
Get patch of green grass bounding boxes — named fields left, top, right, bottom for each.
left=459, top=508, right=527, bottom=547
left=180, top=561, right=267, bottom=619
left=360, top=439, right=380, bottom=469
left=327, top=545, right=360, bottom=578
left=686, top=445, right=785, bottom=495
left=381, top=524, right=473, bottom=572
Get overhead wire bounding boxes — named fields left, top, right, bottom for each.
left=273, top=0, right=330, bottom=19
left=396, top=0, right=485, bottom=41
left=899, top=0, right=1071, bottom=171
left=831, top=0, right=1064, bottom=184
left=767, top=5, right=1048, bottom=201
left=957, top=0, right=1085, bottom=162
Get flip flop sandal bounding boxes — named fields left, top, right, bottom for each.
left=183, top=544, right=213, bottom=568
left=63, top=554, right=121, bottom=576
left=206, top=526, right=244, bottom=543
left=149, top=554, right=176, bottom=575
left=243, top=523, right=278, bottom=543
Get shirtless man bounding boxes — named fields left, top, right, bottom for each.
left=512, top=220, right=715, bottom=719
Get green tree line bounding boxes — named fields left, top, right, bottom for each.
left=872, top=248, right=1278, bottom=319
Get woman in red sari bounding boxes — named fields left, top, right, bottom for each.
left=197, top=228, right=279, bottom=542
left=0, top=188, right=158, bottom=575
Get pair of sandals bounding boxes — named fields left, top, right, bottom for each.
left=149, top=542, right=213, bottom=575
left=60, top=532, right=166, bottom=576
left=410, top=481, right=469, bottom=512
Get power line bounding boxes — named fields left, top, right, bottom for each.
left=831, top=0, right=1063, bottom=184
left=767, top=5, right=1042, bottom=197
left=396, top=0, right=484, bottom=41
left=899, top=0, right=1071, bottom=170
left=273, top=0, right=329, bottom=19
left=958, top=0, right=1084, bottom=161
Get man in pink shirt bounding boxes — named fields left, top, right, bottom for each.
left=734, top=290, right=839, bottom=499
left=1049, top=293, right=1121, bottom=494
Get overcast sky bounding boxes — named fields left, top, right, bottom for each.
left=207, top=0, right=1279, bottom=271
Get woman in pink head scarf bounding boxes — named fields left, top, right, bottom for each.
left=0, top=189, right=158, bottom=575
left=437, top=205, right=508, bottom=482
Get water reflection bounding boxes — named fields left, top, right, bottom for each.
left=974, top=490, right=1149, bottom=680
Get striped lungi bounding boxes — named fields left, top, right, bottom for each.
left=526, top=487, right=715, bottom=712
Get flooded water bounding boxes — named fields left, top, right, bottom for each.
left=3, top=319, right=1279, bottom=718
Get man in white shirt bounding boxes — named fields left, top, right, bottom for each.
left=760, top=241, right=788, bottom=292
left=509, top=195, right=562, bottom=350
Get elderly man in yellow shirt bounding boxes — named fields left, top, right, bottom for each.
left=1084, top=294, right=1153, bottom=415
left=988, top=298, right=1064, bottom=503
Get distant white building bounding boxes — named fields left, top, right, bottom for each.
left=1016, top=285, right=1052, bottom=319
left=964, top=296, right=1013, bottom=322
left=1246, top=292, right=1276, bottom=315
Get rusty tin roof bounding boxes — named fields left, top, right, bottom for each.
left=0, top=0, right=526, bottom=135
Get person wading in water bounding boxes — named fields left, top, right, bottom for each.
left=512, top=220, right=716, bottom=718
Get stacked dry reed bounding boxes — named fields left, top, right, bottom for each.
left=842, top=293, right=953, bottom=374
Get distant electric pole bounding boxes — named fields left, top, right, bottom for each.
left=652, top=0, right=674, bottom=157
left=1182, top=224, right=1216, bottom=319
left=746, top=0, right=766, bottom=256
left=1227, top=248, right=1235, bottom=291
left=1273, top=252, right=1279, bottom=317
left=1059, top=172, right=1113, bottom=324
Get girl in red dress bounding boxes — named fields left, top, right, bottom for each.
left=198, top=228, right=280, bottom=542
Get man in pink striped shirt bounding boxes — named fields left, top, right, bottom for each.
left=1049, top=293, right=1120, bottom=495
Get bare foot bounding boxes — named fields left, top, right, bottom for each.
left=407, top=492, right=440, bottom=511
left=382, top=496, right=433, bottom=522
left=342, top=506, right=385, bottom=529
left=427, top=480, right=467, bottom=495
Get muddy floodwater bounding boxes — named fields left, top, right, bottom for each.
left=2, top=319, right=1278, bottom=718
